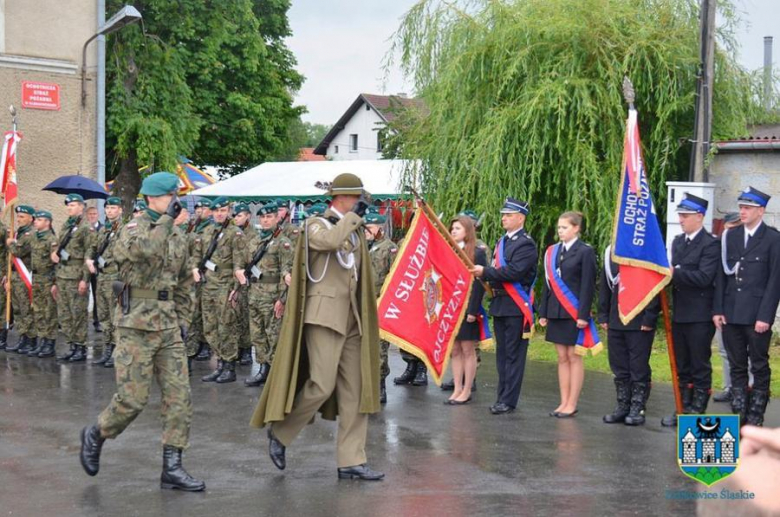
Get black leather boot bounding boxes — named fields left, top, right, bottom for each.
left=380, top=379, right=387, bottom=404
left=746, top=389, right=770, bottom=427
left=26, top=338, right=42, bottom=357
left=18, top=336, right=35, bottom=355
left=93, top=343, right=114, bottom=365
left=79, top=424, right=105, bottom=477
left=681, top=384, right=694, bottom=413
left=57, top=342, right=76, bottom=361
left=412, top=362, right=428, bottom=386
left=6, top=334, right=25, bottom=353
left=188, top=357, right=193, bottom=377
left=239, top=348, right=252, bottom=366
left=215, top=360, right=236, bottom=383
left=689, top=388, right=710, bottom=414
left=37, top=339, right=56, bottom=358
left=69, top=344, right=87, bottom=362
left=160, top=445, right=205, bottom=491
left=0, top=328, right=8, bottom=350
left=624, top=382, right=650, bottom=426
left=393, top=361, right=416, bottom=385
left=244, top=363, right=270, bottom=387
left=730, top=386, right=748, bottom=425
left=201, top=359, right=223, bottom=382
left=195, top=343, right=211, bottom=361
left=603, top=379, right=631, bottom=423
left=104, top=346, right=116, bottom=368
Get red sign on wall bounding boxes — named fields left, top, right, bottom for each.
left=21, top=81, right=61, bottom=111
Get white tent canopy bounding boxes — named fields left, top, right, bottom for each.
left=190, top=159, right=413, bottom=201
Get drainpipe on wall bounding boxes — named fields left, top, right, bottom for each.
left=97, top=0, right=106, bottom=219
left=764, top=36, right=774, bottom=112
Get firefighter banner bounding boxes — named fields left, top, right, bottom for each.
left=378, top=206, right=473, bottom=385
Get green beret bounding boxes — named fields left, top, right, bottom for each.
left=105, top=196, right=122, bottom=206
left=275, top=199, right=289, bottom=208
left=365, top=206, right=380, bottom=215
left=256, top=201, right=278, bottom=216
left=15, top=205, right=35, bottom=215
left=64, top=193, right=85, bottom=205
left=211, top=196, right=230, bottom=209
left=233, top=203, right=251, bottom=215
left=34, top=210, right=52, bottom=221
left=365, top=213, right=386, bottom=225
left=307, top=203, right=328, bottom=216
left=139, top=172, right=179, bottom=196
left=133, top=200, right=147, bottom=212
left=458, top=209, right=479, bottom=222
left=195, top=199, right=212, bottom=209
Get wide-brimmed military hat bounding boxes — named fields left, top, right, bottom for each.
left=737, top=186, right=770, bottom=208
left=327, top=173, right=364, bottom=196
left=676, top=193, right=708, bottom=214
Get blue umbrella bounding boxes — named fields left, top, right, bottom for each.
left=43, top=175, right=109, bottom=200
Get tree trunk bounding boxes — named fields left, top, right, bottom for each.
left=115, top=149, right=141, bottom=215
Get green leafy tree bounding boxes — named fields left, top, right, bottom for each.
left=388, top=0, right=771, bottom=252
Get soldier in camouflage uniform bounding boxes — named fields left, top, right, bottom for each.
left=242, top=202, right=293, bottom=386
left=276, top=199, right=301, bottom=243
left=365, top=210, right=398, bottom=403
left=79, top=172, right=204, bottom=492
left=0, top=217, right=7, bottom=350
left=186, top=199, right=213, bottom=361
left=197, top=197, right=245, bottom=384
left=53, top=194, right=95, bottom=362
left=232, top=203, right=256, bottom=366
left=26, top=211, right=59, bottom=357
left=5, top=205, right=36, bottom=353
left=86, top=197, right=124, bottom=367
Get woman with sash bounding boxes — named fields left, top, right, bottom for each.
left=445, top=216, right=487, bottom=405
left=538, top=212, right=599, bottom=418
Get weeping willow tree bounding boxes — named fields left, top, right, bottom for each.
left=387, top=0, right=770, bottom=251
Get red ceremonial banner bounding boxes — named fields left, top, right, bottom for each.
left=378, top=207, right=473, bottom=385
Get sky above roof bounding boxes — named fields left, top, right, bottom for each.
left=287, top=0, right=778, bottom=125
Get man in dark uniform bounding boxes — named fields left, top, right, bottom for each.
left=714, top=187, right=780, bottom=427
left=599, top=249, right=660, bottom=426
left=660, top=193, right=720, bottom=426
left=471, top=197, right=537, bottom=415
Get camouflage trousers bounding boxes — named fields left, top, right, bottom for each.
left=248, top=287, right=281, bottom=365
left=185, top=283, right=204, bottom=357
left=236, top=285, right=251, bottom=351
left=201, top=283, right=238, bottom=362
left=0, top=274, right=6, bottom=328
left=32, top=277, right=57, bottom=340
left=380, top=339, right=391, bottom=380
left=56, top=278, right=89, bottom=344
left=11, top=272, right=32, bottom=336
left=98, top=327, right=191, bottom=449
left=97, top=274, right=119, bottom=346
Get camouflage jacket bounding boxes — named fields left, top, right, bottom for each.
left=87, top=218, right=123, bottom=276
left=55, top=216, right=93, bottom=282
left=281, top=221, right=301, bottom=243
left=368, top=236, right=398, bottom=295
left=8, top=223, right=35, bottom=272
left=113, top=211, right=193, bottom=331
left=186, top=218, right=212, bottom=272
left=30, top=229, right=58, bottom=282
left=0, top=221, right=7, bottom=272
left=243, top=226, right=293, bottom=299
left=198, top=221, right=245, bottom=286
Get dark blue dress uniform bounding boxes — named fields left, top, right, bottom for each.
left=482, top=198, right=537, bottom=414
left=539, top=239, right=597, bottom=345
left=668, top=194, right=721, bottom=417
left=714, top=187, right=780, bottom=426
left=598, top=253, right=659, bottom=426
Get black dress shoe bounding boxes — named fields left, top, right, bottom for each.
left=80, top=424, right=105, bottom=477
left=555, top=409, right=578, bottom=418
left=713, top=389, right=732, bottom=403
left=490, top=403, right=514, bottom=415
left=440, top=379, right=455, bottom=391
left=451, top=397, right=472, bottom=405
left=268, top=428, right=286, bottom=470
left=337, top=464, right=384, bottom=481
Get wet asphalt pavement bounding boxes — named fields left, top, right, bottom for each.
left=1, top=330, right=777, bottom=517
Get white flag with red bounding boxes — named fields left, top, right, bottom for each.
left=0, top=131, right=21, bottom=204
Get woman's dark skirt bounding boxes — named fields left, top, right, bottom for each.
left=545, top=318, right=579, bottom=346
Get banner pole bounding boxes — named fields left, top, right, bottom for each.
left=661, top=289, right=684, bottom=415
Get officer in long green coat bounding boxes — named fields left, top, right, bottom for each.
left=5, top=205, right=36, bottom=353
left=252, top=173, right=383, bottom=481
left=27, top=211, right=58, bottom=357
left=79, top=172, right=204, bottom=492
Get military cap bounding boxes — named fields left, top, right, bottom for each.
left=64, top=193, right=85, bottom=205
left=327, top=173, right=364, bottom=196
left=458, top=209, right=479, bottom=222
left=233, top=203, right=251, bottom=215
left=365, top=212, right=386, bottom=225
left=275, top=199, right=290, bottom=209
left=723, top=212, right=740, bottom=224
left=500, top=197, right=530, bottom=215
left=211, top=196, right=230, bottom=209
left=105, top=196, right=122, bottom=206
left=15, top=205, right=35, bottom=215
left=256, top=201, right=278, bottom=216
left=133, top=200, right=148, bottom=212
left=139, top=172, right=179, bottom=196
left=676, top=193, right=708, bottom=214
left=194, top=198, right=212, bottom=209
left=307, top=203, right=327, bottom=216
left=34, top=210, right=52, bottom=221
left=737, top=186, right=770, bottom=208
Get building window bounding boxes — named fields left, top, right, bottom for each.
left=377, top=132, right=383, bottom=153
left=365, top=104, right=371, bottom=111
left=349, top=134, right=358, bottom=152
left=334, top=145, right=339, bottom=154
